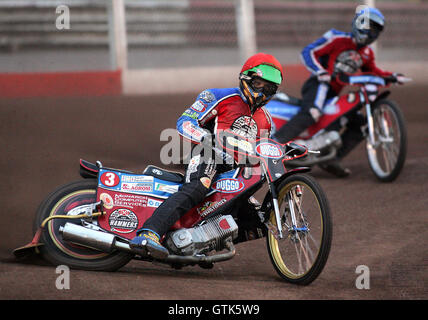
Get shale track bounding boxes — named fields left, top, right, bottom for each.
left=0, top=85, right=426, bottom=302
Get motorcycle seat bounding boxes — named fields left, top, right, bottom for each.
left=143, top=165, right=184, bottom=184
left=273, top=92, right=303, bottom=106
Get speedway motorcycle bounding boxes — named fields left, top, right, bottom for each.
left=14, top=131, right=332, bottom=285
left=266, top=73, right=410, bottom=182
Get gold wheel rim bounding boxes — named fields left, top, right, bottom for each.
left=268, top=180, right=323, bottom=279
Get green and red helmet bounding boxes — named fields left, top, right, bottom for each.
left=239, top=53, right=283, bottom=112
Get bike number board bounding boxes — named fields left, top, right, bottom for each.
left=96, top=168, right=180, bottom=238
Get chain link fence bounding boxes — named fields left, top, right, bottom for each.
left=0, top=0, right=427, bottom=72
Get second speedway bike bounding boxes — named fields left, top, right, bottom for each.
left=266, top=73, right=410, bottom=182
left=15, top=131, right=332, bottom=285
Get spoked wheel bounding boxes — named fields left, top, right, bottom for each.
left=366, top=99, right=407, bottom=182
left=266, top=174, right=332, bottom=285
left=34, top=180, right=133, bottom=271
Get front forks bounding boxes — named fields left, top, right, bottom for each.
left=366, top=101, right=376, bottom=147
left=266, top=181, right=305, bottom=241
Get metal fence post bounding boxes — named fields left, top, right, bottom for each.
left=107, top=0, right=128, bottom=71
left=365, top=0, right=378, bottom=56
left=235, top=0, right=257, bottom=63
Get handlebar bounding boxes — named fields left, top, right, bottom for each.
left=332, top=72, right=412, bottom=87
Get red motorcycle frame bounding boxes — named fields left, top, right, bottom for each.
left=266, top=73, right=410, bottom=182
left=15, top=131, right=333, bottom=285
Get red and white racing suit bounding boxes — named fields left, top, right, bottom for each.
left=273, top=29, right=393, bottom=156
left=141, top=87, right=271, bottom=237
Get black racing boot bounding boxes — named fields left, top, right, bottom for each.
left=318, top=159, right=351, bottom=178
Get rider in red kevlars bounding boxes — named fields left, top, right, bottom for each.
left=130, top=53, right=283, bottom=259
left=272, top=7, right=401, bottom=177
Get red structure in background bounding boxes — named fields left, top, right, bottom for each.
left=0, top=64, right=308, bottom=98
left=0, top=70, right=122, bottom=98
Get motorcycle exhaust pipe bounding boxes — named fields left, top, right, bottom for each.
left=59, top=223, right=235, bottom=264
left=59, top=223, right=132, bottom=253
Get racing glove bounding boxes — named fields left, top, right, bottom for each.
left=316, top=70, right=331, bottom=83
left=391, top=73, right=405, bottom=84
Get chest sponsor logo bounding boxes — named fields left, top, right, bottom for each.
left=335, top=50, right=363, bottom=74
left=213, top=178, right=245, bottom=193
left=231, top=116, right=258, bottom=140
left=256, top=143, right=283, bottom=159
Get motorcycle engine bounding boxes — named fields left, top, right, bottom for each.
left=165, top=215, right=238, bottom=256
left=295, top=130, right=342, bottom=152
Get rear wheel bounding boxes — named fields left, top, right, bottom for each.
left=266, top=174, right=332, bottom=285
left=366, top=99, right=407, bottom=182
left=34, top=179, right=133, bottom=271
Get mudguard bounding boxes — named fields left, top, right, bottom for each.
left=79, top=159, right=99, bottom=179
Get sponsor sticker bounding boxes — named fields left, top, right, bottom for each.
left=227, top=136, right=254, bottom=154
left=100, top=172, right=120, bottom=187
left=197, top=199, right=226, bottom=217
left=200, top=177, right=211, bottom=189
left=121, top=175, right=153, bottom=183
left=121, top=182, right=153, bottom=193
left=255, top=143, right=283, bottom=159
left=100, top=192, right=114, bottom=209
left=155, top=183, right=179, bottom=194
left=213, top=178, right=245, bottom=193
left=190, top=100, right=207, bottom=112
left=182, top=110, right=199, bottom=120
left=113, top=194, right=148, bottom=207
left=182, top=121, right=205, bottom=141
left=199, top=90, right=215, bottom=103
left=109, top=208, right=139, bottom=234
left=151, top=168, right=163, bottom=176
left=147, top=198, right=163, bottom=208
left=219, top=218, right=231, bottom=230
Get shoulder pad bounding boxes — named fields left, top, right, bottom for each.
left=198, top=88, right=240, bottom=103
left=323, top=29, right=351, bottom=39
left=194, top=88, right=241, bottom=116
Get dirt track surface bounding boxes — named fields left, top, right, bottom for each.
left=0, top=85, right=427, bottom=301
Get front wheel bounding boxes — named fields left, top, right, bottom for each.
left=34, top=179, right=134, bottom=271
left=266, top=174, right=332, bottom=285
left=366, top=99, right=407, bottom=182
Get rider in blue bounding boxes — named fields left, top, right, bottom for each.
left=272, top=7, right=400, bottom=177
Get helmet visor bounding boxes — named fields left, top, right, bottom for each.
left=243, top=64, right=282, bottom=85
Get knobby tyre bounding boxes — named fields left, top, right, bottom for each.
left=33, top=179, right=134, bottom=271
left=366, top=99, right=407, bottom=182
